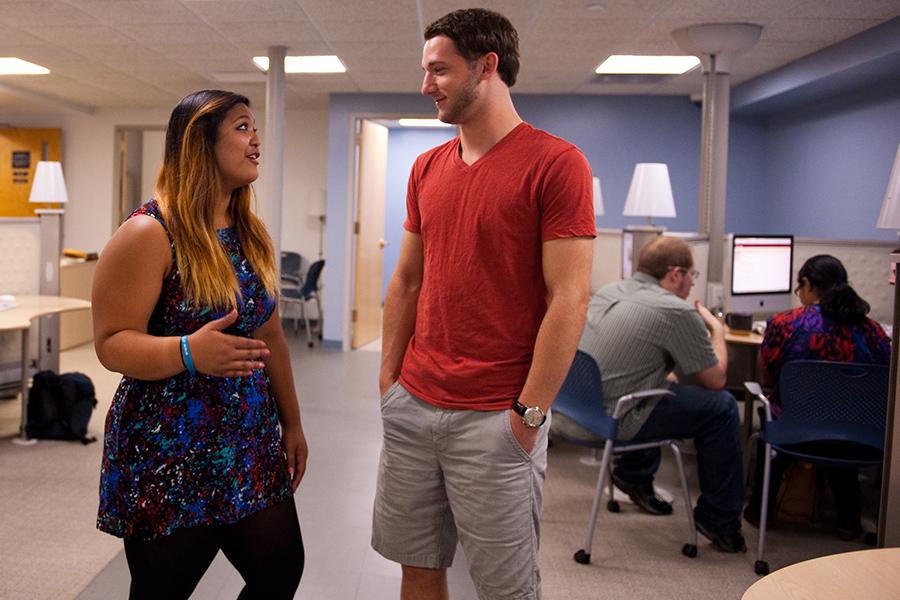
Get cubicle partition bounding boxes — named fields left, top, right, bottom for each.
left=0, top=218, right=41, bottom=391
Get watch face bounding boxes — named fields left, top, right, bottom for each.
left=523, top=406, right=546, bottom=427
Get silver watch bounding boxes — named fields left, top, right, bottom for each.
left=512, top=399, right=547, bottom=428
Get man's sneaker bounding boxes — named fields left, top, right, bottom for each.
left=611, top=472, right=673, bottom=516
left=696, top=520, right=747, bottom=553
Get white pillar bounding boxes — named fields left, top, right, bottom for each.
left=698, top=56, right=732, bottom=283
left=263, top=46, right=286, bottom=266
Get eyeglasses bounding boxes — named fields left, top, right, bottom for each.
left=668, top=266, right=700, bottom=279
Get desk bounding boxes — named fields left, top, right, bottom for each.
left=725, top=328, right=763, bottom=443
left=742, top=547, right=900, bottom=599
left=0, top=295, right=92, bottom=443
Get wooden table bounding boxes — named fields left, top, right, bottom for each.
left=0, top=295, right=91, bottom=443
left=724, top=327, right=764, bottom=443
left=742, top=547, right=900, bottom=599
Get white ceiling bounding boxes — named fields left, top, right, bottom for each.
left=0, top=0, right=898, bottom=113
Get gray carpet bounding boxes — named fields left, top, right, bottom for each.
left=0, top=337, right=876, bottom=599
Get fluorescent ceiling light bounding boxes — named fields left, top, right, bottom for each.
left=595, top=55, right=699, bottom=75
left=0, top=57, right=50, bottom=75
left=253, top=55, right=346, bottom=74
left=398, top=119, right=454, bottom=128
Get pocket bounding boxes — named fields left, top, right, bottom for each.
left=502, top=410, right=534, bottom=461
left=380, top=380, right=401, bottom=409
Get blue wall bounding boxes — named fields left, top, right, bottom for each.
left=760, top=79, right=900, bottom=241
left=325, top=92, right=722, bottom=346
left=325, top=83, right=900, bottom=347
left=383, top=128, right=457, bottom=299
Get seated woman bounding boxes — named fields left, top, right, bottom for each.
left=746, top=254, right=891, bottom=540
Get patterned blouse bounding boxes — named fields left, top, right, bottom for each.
left=97, top=200, right=292, bottom=541
left=760, top=304, right=891, bottom=410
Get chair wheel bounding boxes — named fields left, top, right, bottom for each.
left=682, top=544, right=697, bottom=558
left=308, top=342, right=314, bottom=348
left=574, top=549, right=591, bottom=564
left=754, top=560, right=769, bottom=575
left=607, top=500, right=620, bottom=513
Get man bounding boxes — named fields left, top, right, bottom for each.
left=372, top=8, right=595, bottom=600
left=556, top=236, right=746, bottom=553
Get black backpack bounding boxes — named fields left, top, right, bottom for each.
left=26, top=370, right=98, bottom=444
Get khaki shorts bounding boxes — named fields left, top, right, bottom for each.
left=372, top=382, right=549, bottom=600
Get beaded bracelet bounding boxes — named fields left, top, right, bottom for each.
left=180, top=334, right=197, bottom=376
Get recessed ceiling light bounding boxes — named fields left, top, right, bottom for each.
left=0, top=57, right=50, bottom=75
left=595, top=55, right=700, bottom=75
left=585, top=3, right=605, bottom=11
left=398, top=119, right=454, bottom=128
left=253, top=55, right=346, bottom=74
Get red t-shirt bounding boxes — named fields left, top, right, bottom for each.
left=398, top=122, right=596, bottom=411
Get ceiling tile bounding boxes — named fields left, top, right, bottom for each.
left=66, top=0, right=203, bottom=25
left=0, top=1, right=95, bottom=25
left=315, top=19, right=420, bottom=44
left=299, top=0, right=419, bottom=21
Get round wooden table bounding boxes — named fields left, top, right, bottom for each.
left=742, top=548, right=900, bottom=599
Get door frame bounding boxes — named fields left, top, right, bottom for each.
left=341, top=112, right=444, bottom=351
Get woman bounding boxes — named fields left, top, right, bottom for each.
left=93, top=90, right=307, bottom=598
left=746, top=254, right=890, bottom=539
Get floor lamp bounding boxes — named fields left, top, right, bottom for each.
left=622, top=163, right=676, bottom=277
left=29, top=161, right=68, bottom=375
left=309, top=189, right=327, bottom=259
left=875, top=141, right=900, bottom=547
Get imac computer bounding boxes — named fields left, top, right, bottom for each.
left=729, top=234, right=794, bottom=315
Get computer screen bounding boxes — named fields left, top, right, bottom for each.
left=729, top=235, right=794, bottom=314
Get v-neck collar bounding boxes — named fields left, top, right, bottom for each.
left=451, top=122, right=528, bottom=172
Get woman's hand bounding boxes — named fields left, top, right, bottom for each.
left=188, top=310, right=270, bottom=377
left=282, top=424, right=309, bottom=492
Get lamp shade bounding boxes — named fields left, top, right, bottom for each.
left=876, top=142, right=900, bottom=229
left=623, top=163, right=675, bottom=218
left=308, top=189, right=327, bottom=217
left=28, top=161, right=69, bottom=204
left=592, top=176, right=604, bottom=216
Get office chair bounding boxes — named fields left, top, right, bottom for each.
left=553, top=350, right=698, bottom=565
left=281, top=259, right=324, bottom=347
left=744, top=360, right=889, bottom=576
left=280, top=250, right=304, bottom=290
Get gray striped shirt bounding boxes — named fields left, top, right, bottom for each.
left=564, top=272, right=718, bottom=440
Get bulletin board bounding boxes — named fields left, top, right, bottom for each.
left=0, top=128, right=62, bottom=217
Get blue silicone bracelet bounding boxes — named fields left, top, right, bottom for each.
left=180, top=335, right=196, bottom=375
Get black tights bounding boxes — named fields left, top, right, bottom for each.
left=124, top=497, right=304, bottom=600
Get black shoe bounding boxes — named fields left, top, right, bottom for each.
left=696, top=520, right=747, bottom=553
left=611, top=472, right=673, bottom=516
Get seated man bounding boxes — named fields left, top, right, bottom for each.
left=553, top=236, right=745, bottom=552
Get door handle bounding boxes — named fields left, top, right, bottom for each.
left=378, top=238, right=389, bottom=248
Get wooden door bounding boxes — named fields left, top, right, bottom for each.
left=0, top=128, right=61, bottom=216
left=351, top=120, right=388, bottom=349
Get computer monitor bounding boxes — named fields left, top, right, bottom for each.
left=729, top=234, right=794, bottom=315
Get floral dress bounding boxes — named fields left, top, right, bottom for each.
left=97, top=200, right=292, bottom=541
left=760, top=304, right=891, bottom=412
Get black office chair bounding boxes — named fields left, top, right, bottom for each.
left=280, top=251, right=304, bottom=290
left=744, top=360, right=889, bottom=575
left=553, top=350, right=698, bottom=565
left=281, top=259, right=324, bottom=347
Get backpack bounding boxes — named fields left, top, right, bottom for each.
left=26, top=370, right=98, bottom=444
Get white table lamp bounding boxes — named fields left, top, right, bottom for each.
left=623, top=162, right=676, bottom=226
left=876, top=142, right=900, bottom=230
left=29, top=161, right=69, bottom=211
left=592, top=176, right=604, bottom=217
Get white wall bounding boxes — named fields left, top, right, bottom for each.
left=7, top=107, right=330, bottom=258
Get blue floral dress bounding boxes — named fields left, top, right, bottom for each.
left=97, top=200, right=292, bottom=541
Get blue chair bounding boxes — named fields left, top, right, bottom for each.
left=280, top=251, right=304, bottom=290
left=281, top=259, right=324, bottom=347
left=553, top=350, right=698, bottom=564
left=744, top=360, right=889, bottom=575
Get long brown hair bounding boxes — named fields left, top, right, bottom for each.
left=156, top=90, right=277, bottom=310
